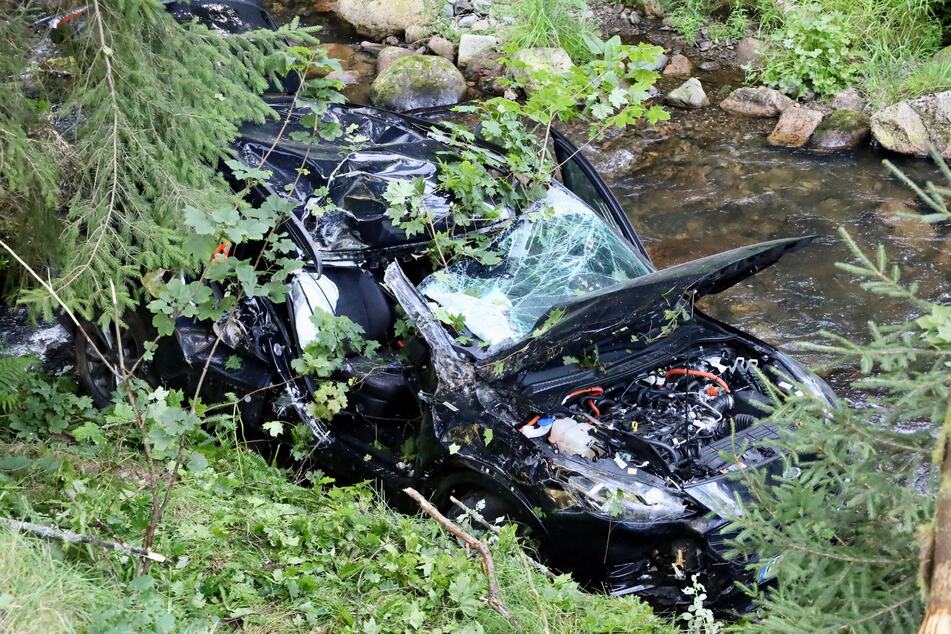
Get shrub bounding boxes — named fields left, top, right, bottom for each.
left=757, top=3, right=857, bottom=98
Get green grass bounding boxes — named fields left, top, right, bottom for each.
left=0, top=528, right=120, bottom=633
left=496, top=0, right=600, bottom=62
left=662, top=0, right=946, bottom=102
left=0, top=441, right=675, bottom=633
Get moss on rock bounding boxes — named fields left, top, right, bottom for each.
left=370, top=55, right=467, bottom=112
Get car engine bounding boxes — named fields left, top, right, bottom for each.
left=519, top=346, right=791, bottom=482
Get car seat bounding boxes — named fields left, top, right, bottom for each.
left=289, top=267, right=413, bottom=421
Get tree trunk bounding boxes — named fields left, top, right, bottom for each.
left=920, top=389, right=951, bottom=634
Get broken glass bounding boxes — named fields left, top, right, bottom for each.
left=418, top=184, right=652, bottom=350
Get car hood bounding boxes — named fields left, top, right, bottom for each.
left=478, top=236, right=815, bottom=379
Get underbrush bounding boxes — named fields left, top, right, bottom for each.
left=659, top=0, right=947, bottom=103
left=0, top=439, right=673, bottom=633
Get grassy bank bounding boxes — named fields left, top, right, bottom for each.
left=0, top=440, right=673, bottom=633
left=658, top=0, right=949, bottom=104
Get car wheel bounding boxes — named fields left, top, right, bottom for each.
left=75, top=311, right=155, bottom=407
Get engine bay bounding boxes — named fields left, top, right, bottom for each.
left=519, top=345, right=794, bottom=483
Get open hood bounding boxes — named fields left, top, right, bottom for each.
left=478, top=236, right=815, bottom=379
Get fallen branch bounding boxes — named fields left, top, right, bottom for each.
left=1, top=517, right=166, bottom=563
left=449, top=494, right=555, bottom=580
left=403, top=487, right=516, bottom=626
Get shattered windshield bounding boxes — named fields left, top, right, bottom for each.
left=418, top=184, right=651, bottom=350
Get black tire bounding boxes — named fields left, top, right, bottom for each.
left=74, top=310, right=155, bottom=407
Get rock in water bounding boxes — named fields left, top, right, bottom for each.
left=870, top=98, right=933, bottom=157
left=457, top=34, right=498, bottom=67
left=720, top=86, right=793, bottom=117
left=377, top=46, right=416, bottom=73
left=510, top=47, right=574, bottom=94
left=663, top=54, right=692, bottom=79
left=908, top=91, right=951, bottom=158
left=664, top=78, right=709, bottom=109
left=335, top=0, right=425, bottom=39
left=767, top=106, right=823, bottom=147
left=811, top=109, right=870, bottom=151
left=371, top=55, right=467, bottom=111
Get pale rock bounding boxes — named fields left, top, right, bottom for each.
left=458, top=34, right=499, bottom=67
left=335, top=0, right=426, bottom=38
left=720, top=86, right=793, bottom=117
left=428, top=35, right=456, bottom=61
left=664, top=78, right=709, bottom=109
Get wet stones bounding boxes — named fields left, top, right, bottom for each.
left=871, top=91, right=951, bottom=158
left=720, top=86, right=793, bottom=117
left=335, top=0, right=426, bottom=39
left=767, top=106, right=823, bottom=148
left=811, top=109, right=870, bottom=151
left=370, top=54, right=466, bottom=111
left=664, top=78, right=709, bottom=109
left=662, top=54, right=692, bottom=79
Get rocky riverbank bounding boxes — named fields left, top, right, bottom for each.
left=288, top=0, right=948, bottom=160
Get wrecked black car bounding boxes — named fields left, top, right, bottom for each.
left=68, top=0, right=836, bottom=611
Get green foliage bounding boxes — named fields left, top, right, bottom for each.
left=498, top=0, right=600, bottom=62
left=757, top=3, right=857, bottom=98
left=0, top=1, right=330, bottom=320
left=0, top=437, right=674, bottom=633
left=727, top=155, right=951, bottom=631
left=0, top=3, right=62, bottom=293
left=0, top=355, right=98, bottom=439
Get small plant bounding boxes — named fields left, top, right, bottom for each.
left=758, top=2, right=857, bottom=98
left=678, top=575, right=722, bottom=634
left=667, top=0, right=711, bottom=45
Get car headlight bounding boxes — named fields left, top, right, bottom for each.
left=566, top=474, right=690, bottom=521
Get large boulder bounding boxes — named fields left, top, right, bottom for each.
left=664, top=78, right=709, bottom=109
left=457, top=33, right=498, bottom=67
left=335, top=0, right=425, bottom=39
left=811, top=109, right=870, bottom=151
left=510, top=47, right=574, bottom=93
left=371, top=55, right=467, bottom=111
left=870, top=92, right=950, bottom=157
left=720, top=86, right=793, bottom=117
left=767, top=106, right=823, bottom=147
